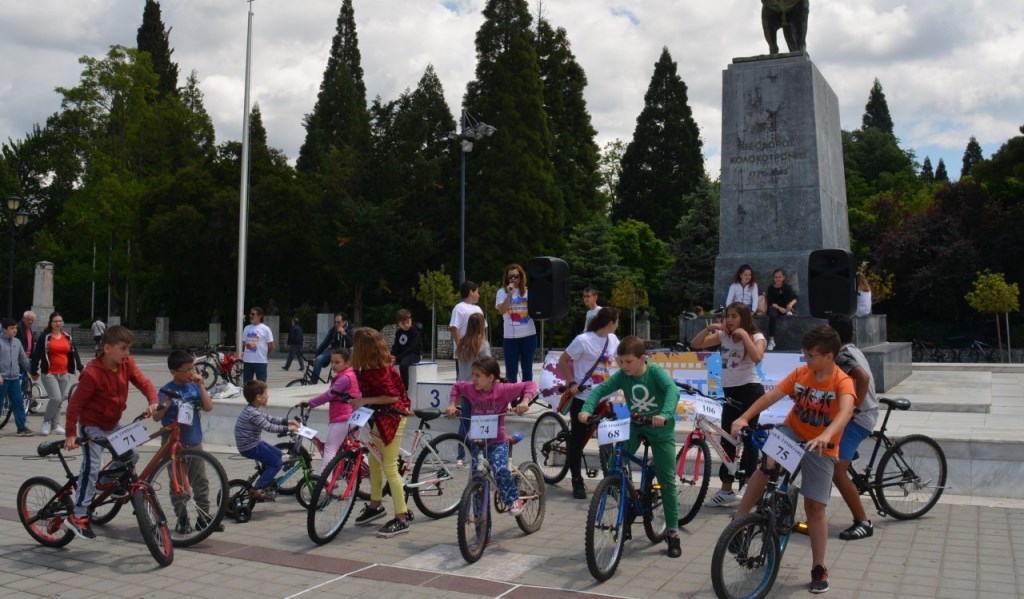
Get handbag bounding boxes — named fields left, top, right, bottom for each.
left=557, top=336, right=611, bottom=415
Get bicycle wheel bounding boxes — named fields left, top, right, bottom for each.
left=146, top=449, right=229, bottom=547
left=876, top=434, right=947, bottom=520
left=230, top=360, right=244, bottom=385
left=274, top=442, right=312, bottom=496
left=194, top=360, right=219, bottom=390
left=642, top=472, right=667, bottom=543
left=585, top=472, right=625, bottom=582
left=226, top=479, right=255, bottom=523
left=26, top=381, right=43, bottom=414
left=307, top=451, right=361, bottom=545
left=17, top=476, right=75, bottom=548
left=456, top=478, right=489, bottom=563
left=711, top=512, right=779, bottom=599
left=131, top=485, right=174, bottom=567
left=676, top=438, right=712, bottom=526
left=530, top=411, right=569, bottom=484
left=89, top=491, right=124, bottom=525
left=514, top=462, right=546, bottom=534
left=966, top=346, right=981, bottom=363
left=911, top=343, right=924, bottom=363
left=411, top=432, right=472, bottom=519
left=0, top=397, right=11, bottom=429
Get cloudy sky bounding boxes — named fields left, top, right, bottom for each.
left=1, top=0, right=1021, bottom=180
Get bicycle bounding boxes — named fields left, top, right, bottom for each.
left=710, top=424, right=804, bottom=599
left=142, top=389, right=230, bottom=546
left=457, top=425, right=546, bottom=563
left=955, top=338, right=999, bottom=363
left=17, top=413, right=174, bottom=566
left=842, top=396, right=947, bottom=520
left=191, top=345, right=242, bottom=390
left=529, top=394, right=612, bottom=485
left=910, top=338, right=945, bottom=362
left=285, top=359, right=335, bottom=387
left=584, top=410, right=668, bottom=582
left=674, top=382, right=749, bottom=525
left=0, top=375, right=44, bottom=429
left=306, top=405, right=471, bottom=545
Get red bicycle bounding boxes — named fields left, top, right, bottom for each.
left=192, top=345, right=243, bottom=390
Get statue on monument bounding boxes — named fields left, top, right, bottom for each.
left=762, top=0, right=808, bottom=54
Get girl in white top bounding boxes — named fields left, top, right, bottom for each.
left=557, top=307, right=619, bottom=499
left=495, top=263, right=538, bottom=382
left=856, top=273, right=872, bottom=316
left=690, top=301, right=767, bottom=507
left=725, top=264, right=759, bottom=313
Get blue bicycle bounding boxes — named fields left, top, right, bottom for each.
left=584, top=410, right=667, bottom=581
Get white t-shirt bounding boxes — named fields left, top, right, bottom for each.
left=495, top=288, right=537, bottom=339
left=449, top=301, right=483, bottom=350
left=856, top=290, right=872, bottom=316
left=242, top=323, right=274, bottom=364
left=583, top=305, right=602, bottom=333
left=716, top=330, right=765, bottom=388
left=564, top=332, right=619, bottom=402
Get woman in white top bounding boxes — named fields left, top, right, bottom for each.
left=557, top=307, right=619, bottom=499
left=725, top=264, right=759, bottom=313
left=690, top=301, right=766, bottom=507
left=856, top=273, right=872, bottom=316
left=496, top=263, right=538, bottom=382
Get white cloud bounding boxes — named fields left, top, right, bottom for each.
left=1, top=0, right=1021, bottom=178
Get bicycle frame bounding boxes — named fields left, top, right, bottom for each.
left=679, top=413, right=744, bottom=480
left=845, top=400, right=908, bottom=515
left=596, top=435, right=656, bottom=533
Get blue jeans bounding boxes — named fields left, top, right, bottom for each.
left=240, top=441, right=282, bottom=490
left=502, top=334, right=538, bottom=382
left=311, top=351, right=332, bottom=382
left=242, top=362, right=268, bottom=383
left=2, top=379, right=27, bottom=430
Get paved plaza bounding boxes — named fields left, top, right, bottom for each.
left=0, top=354, right=1022, bottom=598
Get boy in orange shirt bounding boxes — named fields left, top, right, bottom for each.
left=730, top=325, right=855, bottom=594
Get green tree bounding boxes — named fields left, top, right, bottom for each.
left=136, top=0, right=179, bottom=98
left=610, top=276, right=648, bottom=336
left=920, top=156, right=934, bottom=184
left=664, top=177, right=720, bottom=310
left=597, top=138, right=625, bottom=203
left=961, top=136, right=984, bottom=179
left=935, top=158, right=949, bottom=182
left=535, top=18, right=602, bottom=222
left=462, top=0, right=563, bottom=279
left=861, top=78, right=894, bottom=134
left=296, top=0, right=370, bottom=175
left=965, top=270, right=1020, bottom=359
left=562, top=214, right=626, bottom=323
left=610, top=218, right=673, bottom=309
left=613, top=47, right=704, bottom=239
left=412, top=267, right=460, bottom=360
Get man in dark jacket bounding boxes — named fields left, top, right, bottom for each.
left=282, top=318, right=306, bottom=371
left=15, top=311, right=36, bottom=357
left=310, top=312, right=354, bottom=383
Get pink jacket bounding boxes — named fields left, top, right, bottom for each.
left=308, top=367, right=361, bottom=423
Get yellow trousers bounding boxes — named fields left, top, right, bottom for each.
left=369, top=417, right=407, bottom=515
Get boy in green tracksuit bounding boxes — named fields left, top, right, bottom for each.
left=579, top=335, right=681, bottom=559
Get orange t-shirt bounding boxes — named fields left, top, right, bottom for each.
left=777, top=365, right=855, bottom=458
left=47, top=334, right=71, bottom=374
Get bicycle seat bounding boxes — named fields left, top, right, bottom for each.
left=413, top=408, right=442, bottom=422
left=879, top=397, right=911, bottom=411
left=37, top=439, right=66, bottom=457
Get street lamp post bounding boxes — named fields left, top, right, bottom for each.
left=449, top=110, right=496, bottom=284
left=5, top=195, right=30, bottom=318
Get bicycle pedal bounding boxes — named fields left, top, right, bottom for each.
left=405, top=511, right=415, bottom=522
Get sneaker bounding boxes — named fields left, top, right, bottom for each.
left=838, top=520, right=873, bottom=541
left=704, top=489, right=738, bottom=507
left=252, top=488, right=275, bottom=502
left=354, top=503, right=386, bottom=525
left=509, top=499, right=524, bottom=516
left=196, top=515, right=225, bottom=533
left=176, top=518, right=194, bottom=535
left=767, top=339, right=776, bottom=351
left=571, top=478, right=587, bottom=500
left=727, top=529, right=746, bottom=555
left=809, top=564, right=830, bottom=593
left=666, top=533, right=681, bottom=558
left=40, top=422, right=51, bottom=436
left=376, top=517, right=410, bottom=538
left=64, top=514, right=96, bottom=540
left=53, top=425, right=66, bottom=435
left=17, top=428, right=35, bottom=437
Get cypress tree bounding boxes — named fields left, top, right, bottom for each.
left=961, top=136, right=984, bottom=178
left=862, top=78, right=894, bottom=135
left=535, top=18, right=602, bottom=223
left=180, top=70, right=215, bottom=155
left=296, top=0, right=370, bottom=174
left=136, top=0, right=179, bottom=98
left=613, top=47, right=704, bottom=239
left=664, top=177, right=719, bottom=309
left=462, top=0, right=563, bottom=280
left=935, top=158, right=949, bottom=182
left=920, top=156, right=934, bottom=183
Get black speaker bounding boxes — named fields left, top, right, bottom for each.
left=808, top=249, right=857, bottom=318
left=527, top=257, right=570, bottom=320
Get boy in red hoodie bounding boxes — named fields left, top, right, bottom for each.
left=63, top=325, right=159, bottom=539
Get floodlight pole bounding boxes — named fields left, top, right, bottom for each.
left=235, top=0, right=255, bottom=351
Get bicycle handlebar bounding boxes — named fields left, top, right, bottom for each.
left=674, top=380, right=743, bottom=409
left=591, top=410, right=655, bottom=427
left=740, top=424, right=834, bottom=451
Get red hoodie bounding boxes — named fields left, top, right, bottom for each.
left=65, top=355, right=159, bottom=432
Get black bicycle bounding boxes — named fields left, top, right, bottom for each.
left=286, top=360, right=335, bottom=387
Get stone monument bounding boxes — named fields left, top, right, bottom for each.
left=31, top=261, right=55, bottom=328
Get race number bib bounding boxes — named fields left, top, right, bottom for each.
left=349, top=407, right=374, bottom=427
left=296, top=425, right=318, bottom=440
left=107, top=422, right=149, bottom=455
left=469, top=414, right=499, bottom=440
left=597, top=419, right=631, bottom=445
left=177, top=403, right=194, bottom=426
left=692, top=397, right=722, bottom=423
left=763, top=429, right=805, bottom=474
